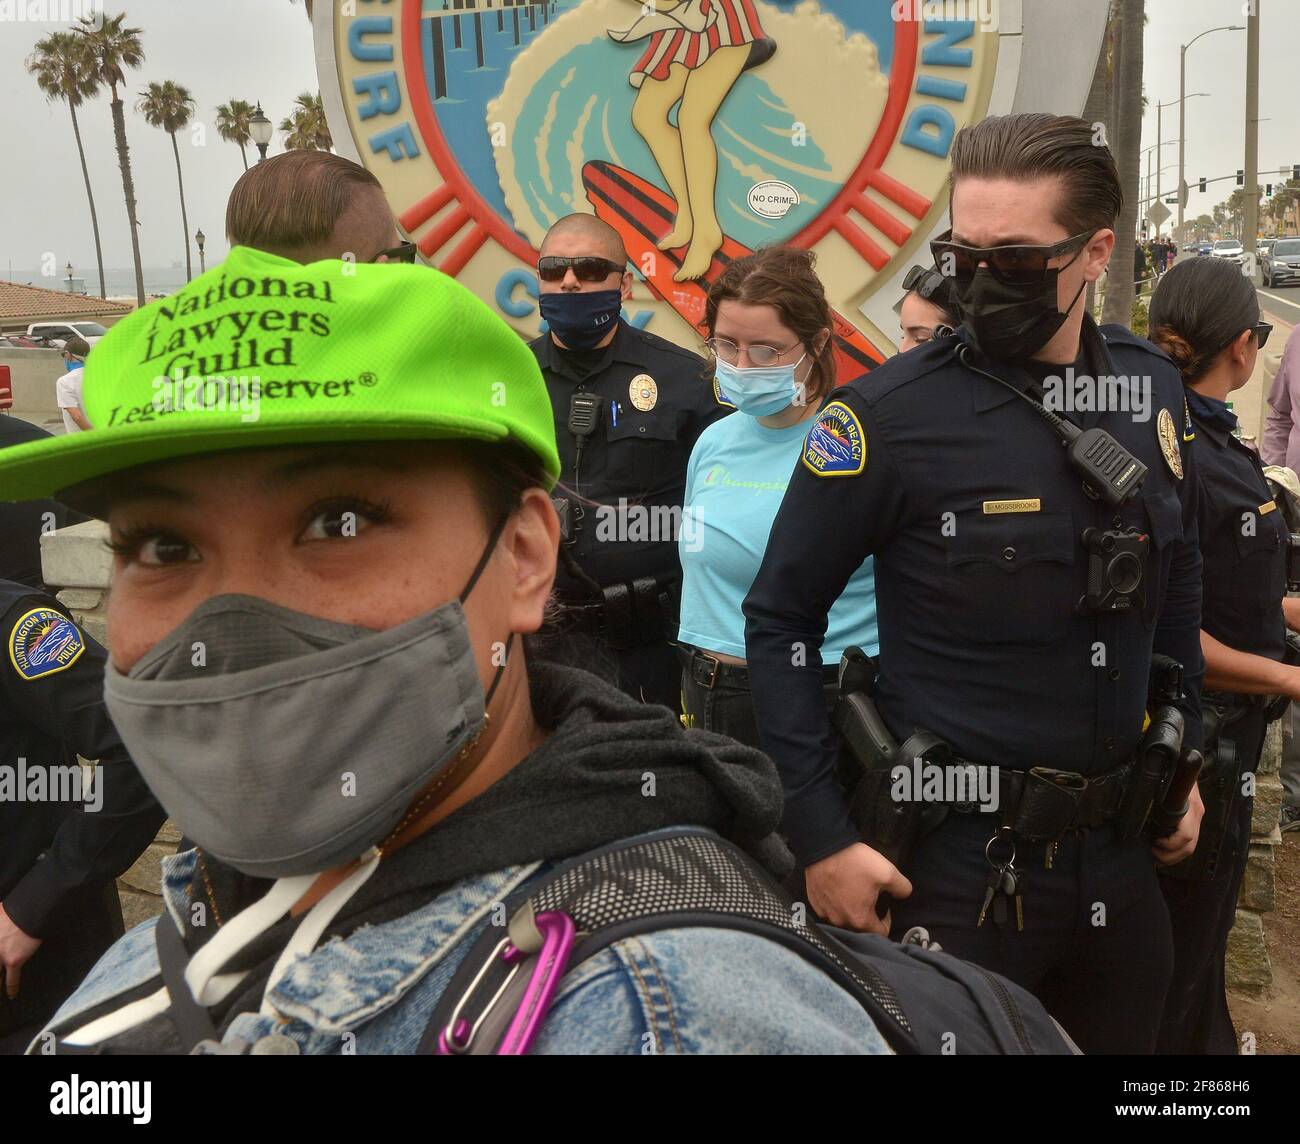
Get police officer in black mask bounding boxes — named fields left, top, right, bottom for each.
left=744, top=114, right=1205, bottom=1054
left=1149, top=258, right=1294, bottom=1054
left=530, top=214, right=728, bottom=708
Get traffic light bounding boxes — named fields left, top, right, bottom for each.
left=1199, top=177, right=1207, bottom=193
left=1266, top=184, right=1273, bottom=197
left=1237, top=170, right=1245, bottom=186
left=1294, top=164, right=1300, bottom=181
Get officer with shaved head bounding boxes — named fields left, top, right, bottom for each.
left=531, top=214, right=728, bottom=708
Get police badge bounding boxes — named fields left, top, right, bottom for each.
left=1157, top=407, right=1183, bottom=480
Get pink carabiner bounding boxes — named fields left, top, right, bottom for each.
left=497, top=911, right=577, bottom=1055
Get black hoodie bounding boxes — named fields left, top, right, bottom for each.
left=184, top=661, right=793, bottom=1033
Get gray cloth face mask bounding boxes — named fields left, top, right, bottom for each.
left=103, top=521, right=510, bottom=879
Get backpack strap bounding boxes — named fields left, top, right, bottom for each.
left=420, top=827, right=919, bottom=1055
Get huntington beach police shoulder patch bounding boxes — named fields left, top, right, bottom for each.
left=803, top=401, right=866, bottom=478
left=8, top=607, right=86, bottom=681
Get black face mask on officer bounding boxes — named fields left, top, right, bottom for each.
left=954, top=240, right=1092, bottom=362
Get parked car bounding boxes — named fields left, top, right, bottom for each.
left=24, top=320, right=107, bottom=348
left=3, top=333, right=58, bottom=349
left=1263, top=238, right=1300, bottom=288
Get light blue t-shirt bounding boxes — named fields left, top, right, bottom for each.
left=678, top=410, right=879, bottom=662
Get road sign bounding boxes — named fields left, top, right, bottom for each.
left=1146, top=201, right=1171, bottom=228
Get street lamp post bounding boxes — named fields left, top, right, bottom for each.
left=250, top=102, right=273, bottom=163
left=1152, top=96, right=1207, bottom=236
left=195, top=228, right=206, bottom=275
left=1178, top=24, right=1244, bottom=244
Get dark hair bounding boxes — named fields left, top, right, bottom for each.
left=1148, top=258, right=1259, bottom=382
left=63, top=335, right=91, bottom=358
left=704, top=246, right=836, bottom=402
left=902, top=265, right=959, bottom=326
left=226, top=151, right=384, bottom=256
left=949, top=113, right=1122, bottom=238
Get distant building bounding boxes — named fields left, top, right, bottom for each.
left=0, top=281, right=132, bottom=336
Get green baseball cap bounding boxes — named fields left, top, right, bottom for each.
left=0, top=246, right=560, bottom=510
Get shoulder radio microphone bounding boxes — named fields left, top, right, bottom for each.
left=956, top=344, right=1147, bottom=506
left=568, top=391, right=601, bottom=439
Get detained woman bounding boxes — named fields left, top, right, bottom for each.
left=678, top=246, right=879, bottom=748
left=1149, top=257, right=1297, bottom=1055
left=896, top=263, right=959, bottom=353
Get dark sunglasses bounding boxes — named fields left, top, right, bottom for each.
left=902, top=264, right=952, bottom=301
left=371, top=240, right=418, bottom=264
left=1247, top=322, right=1273, bottom=350
left=537, top=255, right=626, bottom=283
left=929, top=229, right=1094, bottom=287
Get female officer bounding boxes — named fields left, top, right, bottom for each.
left=896, top=263, right=959, bottom=353
left=1149, top=257, right=1299, bottom=1054
left=0, top=246, right=886, bottom=1055
left=678, top=246, right=878, bottom=747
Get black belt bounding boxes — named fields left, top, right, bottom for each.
left=946, top=757, right=1135, bottom=840
left=680, top=647, right=839, bottom=691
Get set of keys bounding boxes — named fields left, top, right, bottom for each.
left=977, top=863, right=1024, bottom=930
left=977, top=827, right=1025, bottom=931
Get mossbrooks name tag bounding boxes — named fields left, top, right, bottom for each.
left=9, top=607, right=86, bottom=680
left=983, top=499, right=1042, bottom=515
left=803, top=400, right=866, bottom=477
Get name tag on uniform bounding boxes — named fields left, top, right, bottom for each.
left=1261, top=500, right=1278, bottom=515
left=983, top=498, right=1041, bottom=515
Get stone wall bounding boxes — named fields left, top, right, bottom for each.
left=1227, top=719, right=1281, bottom=993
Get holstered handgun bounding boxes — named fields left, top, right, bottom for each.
left=832, top=648, right=947, bottom=868
left=1116, top=705, right=1184, bottom=839
left=1160, top=706, right=1241, bottom=882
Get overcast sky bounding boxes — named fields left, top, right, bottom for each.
left=0, top=0, right=1295, bottom=279
left=0, top=0, right=318, bottom=277
left=1138, top=0, right=1298, bottom=229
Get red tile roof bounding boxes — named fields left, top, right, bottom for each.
left=0, top=280, right=133, bottom=325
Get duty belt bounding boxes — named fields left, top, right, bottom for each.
left=946, top=758, right=1136, bottom=842
left=557, top=577, right=673, bottom=651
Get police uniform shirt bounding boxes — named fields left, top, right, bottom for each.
left=0, top=582, right=164, bottom=939
left=530, top=319, right=729, bottom=595
left=1186, top=390, right=1288, bottom=661
left=0, top=416, right=67, bottom=588
left=743, top=319, right=1204, bottom=865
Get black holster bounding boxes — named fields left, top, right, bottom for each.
left=1159, top=703, right=1246, bottom=882
left=1115, top=705, right=1184, bottom=839
left=832, top=649, right=947, bottom=868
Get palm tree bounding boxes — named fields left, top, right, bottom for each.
left=1101, top=0, right=1143, bottom=327
left=26, top=30, right=107, bottom=299
left=138, top=81, right=198, bottom=282
left=216, top=99, right=256, bottom=171
left=76, top=10, right=146, bottom=306
left=279, top=90, right=332, bottom=152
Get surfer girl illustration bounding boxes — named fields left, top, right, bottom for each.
left=611, top=0, right=776, bottom=282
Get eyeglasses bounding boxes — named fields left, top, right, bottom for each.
left=705, top=337, right=799, bottom=368
left=371, top=240, right=418, bottom=264
left=929, top=229, right=1095, bottom=286
left=537, top=256, right=626, bottom=283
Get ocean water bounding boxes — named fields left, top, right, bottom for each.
left=4, top=267, right=192, bottom=300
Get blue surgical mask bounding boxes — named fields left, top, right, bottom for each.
left=65, top=357, right=82, bottom=372
left=539, top=289, right=623, bottom=351
left=714, top=355, right=806, bottom=418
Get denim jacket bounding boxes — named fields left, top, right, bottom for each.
left=38, top=839, right=891, bottom=1055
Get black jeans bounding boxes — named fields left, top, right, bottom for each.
left=1157, top=704, right=1266, bottom=1055
left=890, top=810, right=1174, bottom=1055
left=679, top=650, right=838, bottom=750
